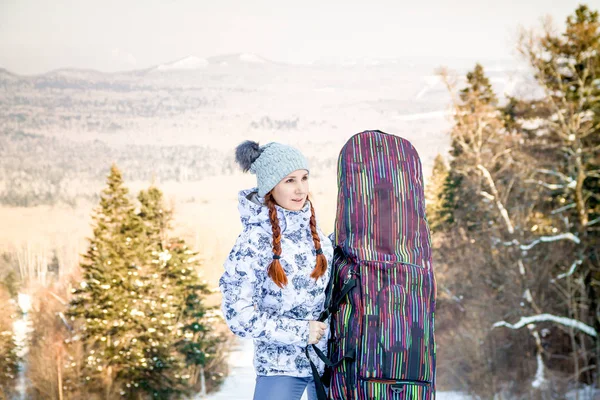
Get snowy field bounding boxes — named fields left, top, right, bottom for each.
left=200, top=339, right=470, bottom=400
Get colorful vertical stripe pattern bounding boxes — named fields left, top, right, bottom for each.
left=328, top=131, right=437, bottom=400
left=334, top=131, right=432, bottom=267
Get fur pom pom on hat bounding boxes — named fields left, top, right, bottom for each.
left=234, top=140, right=309, bottom=196
left=235, top=140, right=262, bottom=172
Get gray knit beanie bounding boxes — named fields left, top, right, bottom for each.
left=235, top=141, right=310, bottom=197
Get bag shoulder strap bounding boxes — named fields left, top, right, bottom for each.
left=308, top=246, right=359, bottom=400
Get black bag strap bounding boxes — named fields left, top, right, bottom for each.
left=318, top=248, right=358, bottom=322
left=312, top=344, right=355, bottom=368
left=329, top=275, right=357, bottom=316
left=306, top=345, right=356, bottom=400
left=317, top=245, right=342, bottom=322
left=306, top=346, right=328, bottom=400
left=308, top=246, right=359, bottom=400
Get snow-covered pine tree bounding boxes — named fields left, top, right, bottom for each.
left=434, top=5, right=600, bottom=396
left=113, top=186, right=190, bottom=399
left=510, top=4, right=600, bottom=389
left=68, top=170, right=225, bottom=399
left=133, top=186, right=223, bottom=398
left=67, top=164, right=146, bottom=399
left=437, top=64, right=505, bottom=232
left=436, top=63, right=553, bottom=398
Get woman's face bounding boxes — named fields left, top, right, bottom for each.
left=271, top=169, right=309, bottom=211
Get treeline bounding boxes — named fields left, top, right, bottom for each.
left=428, top=5, right=599, bottom=399
left=0, top=131, right=337, bottom=207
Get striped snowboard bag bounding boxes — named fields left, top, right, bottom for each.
left=309, top=130, right=437, bottom=400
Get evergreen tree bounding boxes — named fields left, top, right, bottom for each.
left=438, top=63, right=506, bottom=231
left=0, top=331, right=18, bottom=400
left=47, top=250, right=60, bottom=278
left=134, top=186, right=219, bottom=398
left=514, top=4, right=600, bottom=388
left=0, top=290, right=19, bottom=400
left=117, top=186, right=188, bottom=399
left=435, top=5, right=600, bottom=395
left=2, top=270, right=19, bottom=299
left=67, top=164, right=145, bottom=398
left=436, top=63, right=547, bottom=397
left=425, top=154, right=449, bottom=232
left=67, top=170, right=224, bottom=399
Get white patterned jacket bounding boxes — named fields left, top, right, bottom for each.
left=219, top=188, right=333, bottom=377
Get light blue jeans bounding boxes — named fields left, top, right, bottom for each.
left=253, top=375, right=318, bottom=400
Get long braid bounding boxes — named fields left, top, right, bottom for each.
left=308, top=195, right=328, bottom=279
left=264, top=193, right=288, bottom=288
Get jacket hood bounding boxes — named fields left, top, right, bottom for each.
left=237, top=188, right=312, bottom=233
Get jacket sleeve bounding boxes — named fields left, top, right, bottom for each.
left=327, top=231, right=335, bottom=245
left=219, top=232, right=310, bottom=346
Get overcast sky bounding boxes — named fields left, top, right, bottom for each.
left=0, top=0, right=587, bottom=75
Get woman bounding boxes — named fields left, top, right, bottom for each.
left=219, top=140, right=332, bottom=400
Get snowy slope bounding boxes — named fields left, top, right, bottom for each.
left=155, top=56, right=209, bottom=71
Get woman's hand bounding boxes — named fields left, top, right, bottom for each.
left=308, top=321, right=327, bottom=345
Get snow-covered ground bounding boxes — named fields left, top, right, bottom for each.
left=201, top=338, right=469, bottom=400
left=201, top=338, right=599, bottom=399
left=14, top=294, right=33, bottom=400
